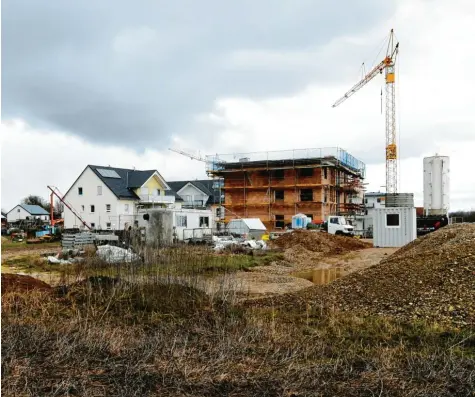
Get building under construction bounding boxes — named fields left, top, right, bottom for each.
left=206, top=147, right=365, bottom=230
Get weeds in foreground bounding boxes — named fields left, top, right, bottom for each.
left=2, top=267, right=474, bottom=396
left=2, top=247, right=474, bottom=396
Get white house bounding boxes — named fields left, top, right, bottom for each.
left=6, top=204, right=50, bottom=223
left=62, top=165, right=180, bottom=230
left=362, top=192, right=386, bottom=232
left=167, top=179, right=225, bottom=229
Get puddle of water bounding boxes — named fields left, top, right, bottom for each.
left=293, top=267, right=343, bottom=285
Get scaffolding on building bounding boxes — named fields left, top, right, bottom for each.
left=206, top=147, right=366, bottom=228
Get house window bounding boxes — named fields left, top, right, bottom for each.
left=386, top=214, right=400, bottom=227
left=274, top=190, right=285, bottom=201
left=81, top=205, right=85, bottom=212
left=176, top=215, right=187, bottom=227
left=272, top=169, right=285, bottom=179
left=17, top=208, right=20, bottom=213
left=90, top=205, right=95, bottom=213
left=124, top=204, right=129, bottom=213
left=300, top=189, right=313, bottom=202
left=275, top=215, right=285, bottom=229
left=106, top=204, right=111, bottom=213
left=106, top=222, right=111, bottom=230
left=377, top=198, right=381, bottom=203
left=90, top=222, right=95, bottom=228
left=365, top=198, right=368, bottom=204
left=300, top=168, right=313, bottom=177
left=199, top=216, right=209, bottom=227
left=155, top=189, right=161, bottom=196
left=324, top=190, right=328, bottom=203
left=97, top=186, right=102, bottom=195
left=323, top=168, right=328, bottom=179
left=78, top=187, right=83, bottom=195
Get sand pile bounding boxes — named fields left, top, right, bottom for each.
left=261, top=224, right=475, bottom=326
left=1, top=273, right=52, bottom=294
left=270, top=230, right=371, bottom=255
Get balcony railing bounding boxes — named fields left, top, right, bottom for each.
left=139, top=194, right=175, bottom=204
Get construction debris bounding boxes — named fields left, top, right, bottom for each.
left=96, top=244, right=141, bottom=263
left=265, top=224, right=475, bottom=327
left=213, top=235, right=267, bottom=252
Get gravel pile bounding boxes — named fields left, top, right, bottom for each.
left=259, top=224, right=475, bottom=327
left=269, top=230, right=371, bottom=255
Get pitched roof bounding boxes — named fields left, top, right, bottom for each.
left=228, top=218, right=267, bottom=230
left=167, top=179, right=221, bottom=205
left=85, top=165, right=172, bottom=200
left=18, top=204, right=49, bottom=215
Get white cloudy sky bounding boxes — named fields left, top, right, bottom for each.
left=1, top=0, right=474, bottom=211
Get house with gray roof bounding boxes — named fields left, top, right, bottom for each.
left=62, top=165, right=181, bottom=230
left=6, top=204, right=50, bottom=223
left=166, top=179, right=225, bottom=228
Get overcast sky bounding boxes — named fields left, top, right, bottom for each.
left=1, top=0, right=474, bottom=211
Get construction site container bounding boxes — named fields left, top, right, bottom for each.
left=423, top=155, right=450, bottom=215
left=385, top=193, right=414, bottom=208
left=226, top=218, right=267, bottom=239
left=373, top=207, right=416, bottom=248
left=292, top=214, right=310, bottom=229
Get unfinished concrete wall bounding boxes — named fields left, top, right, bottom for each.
left=145, top=210, right=174, bottom=246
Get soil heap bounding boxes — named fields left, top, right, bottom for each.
left=267, top=224, right=475, bottom=326
left=1, top=273, right=52, bottom=294
left=269, top=230, right=371, bottom=255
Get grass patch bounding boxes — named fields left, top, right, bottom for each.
left=1, top=240, right=60, bottom=252
left=1, top=255, right=67, bottom=274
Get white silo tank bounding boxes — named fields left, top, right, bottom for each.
left=423, top=155, right=450, bottom=216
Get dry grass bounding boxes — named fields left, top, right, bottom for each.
left=2, top=248, right=474, bottom=396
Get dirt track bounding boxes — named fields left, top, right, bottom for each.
left=206, top=247, right=397, bottom=298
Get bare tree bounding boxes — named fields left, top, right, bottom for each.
left=22, top=195, right=50, bottom=212
left=54, top=199, right=64, bottom=218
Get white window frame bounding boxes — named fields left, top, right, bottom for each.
left=90, top=205, right=95, bottom=213
left=78, top=187, right=83, bottom=195
left=124, top=204, right=129, bottom=213
left=385, top=213, right=401, bottom=228
left=81, top=205, right=85, bottom=212
left=106, top=204, right=111, bottom=213
left=97, top=186, right=102, bottom=195
left=106, top=222, right=111, bottom=230
left=176, top=214, right=187, bottom=227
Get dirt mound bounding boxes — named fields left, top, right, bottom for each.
left=259, top=224, right=475, bottom=326
left=269, top=230, right=371, bottom=255
left=1, top=273, right=52, bottom=294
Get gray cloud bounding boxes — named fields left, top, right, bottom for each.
left=2, top=0, right=395, bottom=148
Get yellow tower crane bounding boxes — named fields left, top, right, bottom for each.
left=332, top=29, right=399, bottom=194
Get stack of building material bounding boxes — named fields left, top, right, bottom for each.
left=62, top=232, right=96, bottom=249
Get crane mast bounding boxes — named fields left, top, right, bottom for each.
left=333, top=29, right=399, bottom=194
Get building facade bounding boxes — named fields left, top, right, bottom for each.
left=167, top=179, right=224, bottom=229
left=6, top=204, right=50, bottom=223
left=206, top=148, right=365, bottom=230
left=62, top=165, right=178, bottom=230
